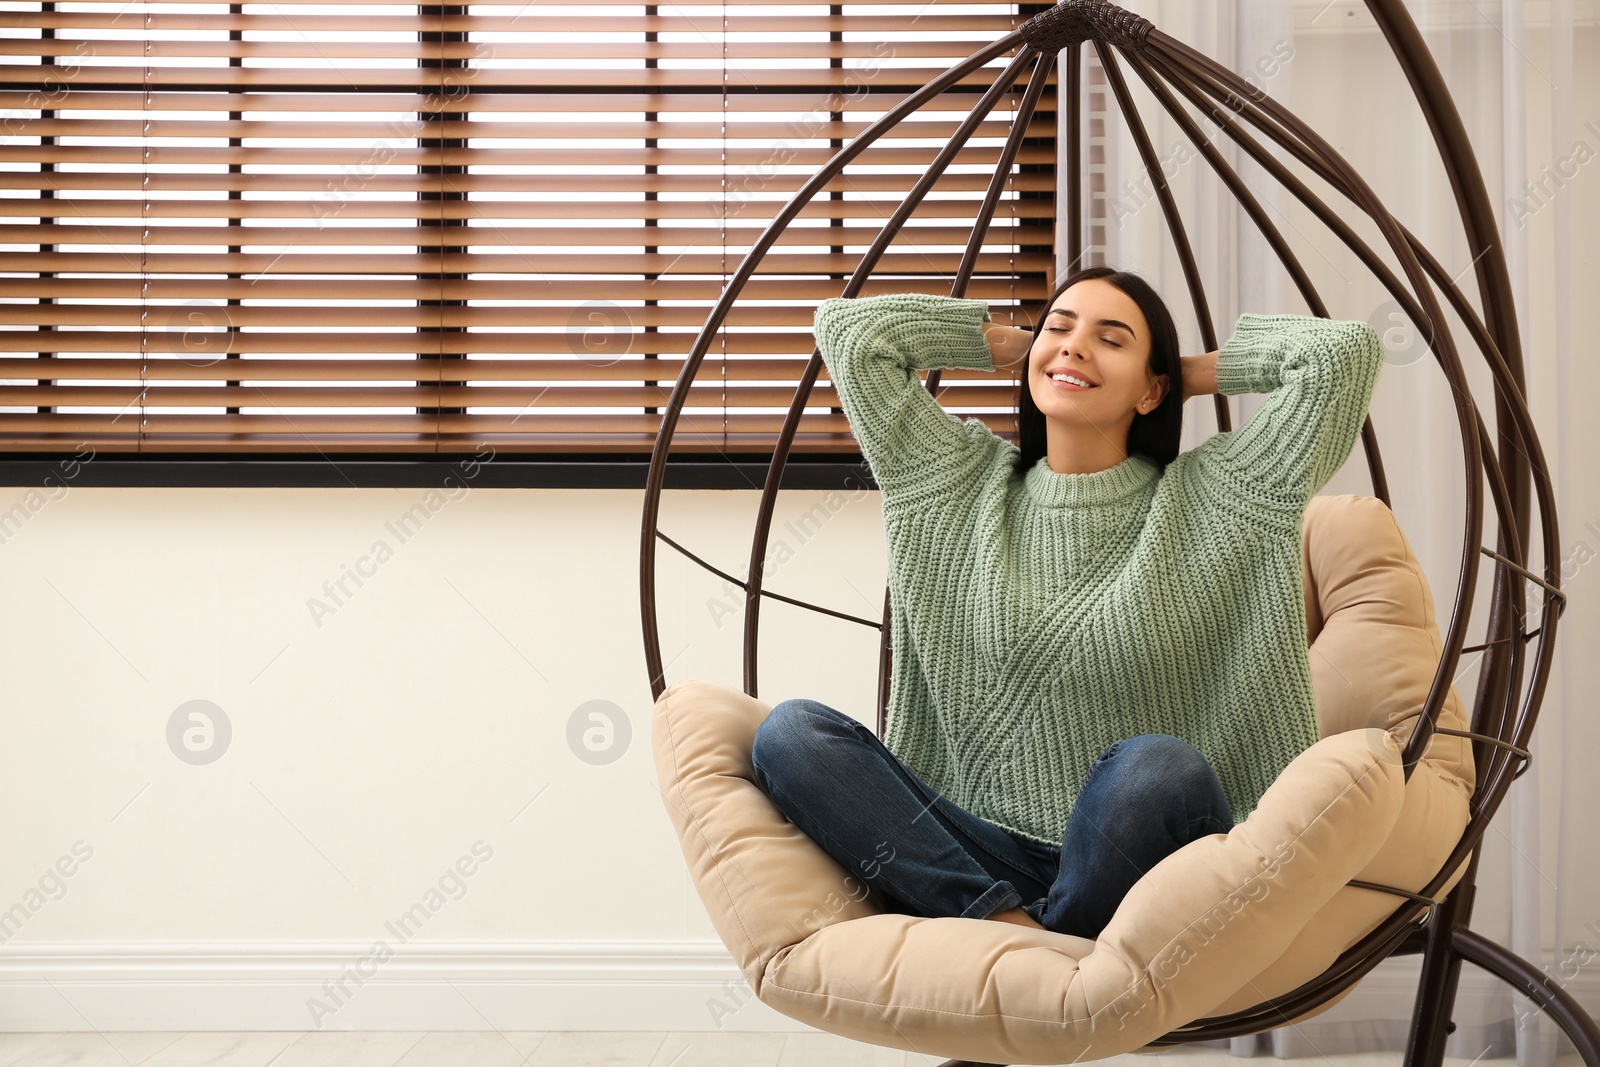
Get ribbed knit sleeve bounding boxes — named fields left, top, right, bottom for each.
left=1211, top=312, right=1383, bottom=509
left=813, top=292, right=997, bottom=497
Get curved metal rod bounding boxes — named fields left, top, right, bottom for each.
left=1116, top=47, right=1391, bottom=506
left=1386, top=380, right=1566, bottom=848
left=654, top=529, right=883, bottom=631
left=1334, top=400, right=1526, bottom=906
left=640, top=29, right=1027, bottom=700
left=1451, top=928, right=1600, bottom=1065
left=928, top=51, right=1062, bottom=412
left=953, top=53, right=1057, bottom=289
left=1345, top=879, right=1446, bottom=906
left=1094, top=40, right=1228, bottom=438
left=742, top=45, right=1042, bottom=698
left=1140, top=43, right=1542, bottom=491
left=1142, top=28, right=1483, bottom=785
left=1092, top=41, right=1217, bottom=368
left=928, top=87, right=1062, bottom=466
left=1141, top=34, right=1486, bottom=787
left=1434, top=725, right=1530, bottom=766
left=1454, top=415, right=1533, bottom=812
left=1063, top=42, right=1083, bottom=281
left=1362, top=6, right=1544, bottom=904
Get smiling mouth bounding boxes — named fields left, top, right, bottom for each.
left=1047, top=373, right=1099, bottom=391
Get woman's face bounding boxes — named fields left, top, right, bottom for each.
left=1027, top=278, right=1167, bottom=427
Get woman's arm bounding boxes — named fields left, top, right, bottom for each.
left=1203, top=313, right=1384, bottom=508
left=1181, top=349, right=1219, bottom=399
left=814, top=292, right=998, bottom=498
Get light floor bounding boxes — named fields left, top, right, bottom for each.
left=0, top=1033, right=1583, bottom=1067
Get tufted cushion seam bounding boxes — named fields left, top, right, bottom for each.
left=761, top=978, right=1053, bottom=1023
left=1382, top=714, right=1473, bottom=801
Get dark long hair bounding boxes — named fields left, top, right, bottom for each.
left=1012, top=265, right=1184, bottom=480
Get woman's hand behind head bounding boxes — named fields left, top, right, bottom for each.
left=983, top=322, right=1036, bottom=372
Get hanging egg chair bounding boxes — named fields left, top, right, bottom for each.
left=640, top=0, right=1599, bottom=1063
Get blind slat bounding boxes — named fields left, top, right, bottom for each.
left=0, top=382, right=1017, bottom=409
left=0, top=280, right=1053, bottom=301
left=1, top=223, right=1052, bottom=248
left=4, top=173, right=1055, bottom=195
left=2, top=39, right=1020, bottom=61
left=0, top=304, right=1045, bottom=329
left=0, top=413, right=1014, bottom=438
left=1, top=65, right=1047, bottom=90
left=0, top=91, right=1010, bottom=112
left=0, top=431, right=1003, bottom=454
left=0, top=321, right=1036, bottom=355
left=0, top=197, right=1056, bottom=220
left=1, top=144, right=1054, bottom=166
left=0, top=252, right=1055, bottom=274
left=0, top=117, right=1053, bottom=140
left=0, top=356, right=1020, bottom=383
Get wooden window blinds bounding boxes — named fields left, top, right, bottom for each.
left=0, top=2, right=1056, bottom=457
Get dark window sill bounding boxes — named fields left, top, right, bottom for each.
left=0, top=453, right=881, bottom=492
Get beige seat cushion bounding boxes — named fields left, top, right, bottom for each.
left=651, top=493, right=1474, bottom=1061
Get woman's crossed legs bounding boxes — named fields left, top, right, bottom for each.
left=749, top=697, right=1234, bottom=940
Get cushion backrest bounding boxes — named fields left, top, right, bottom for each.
left=1300, top=494, right=1475, bottom=795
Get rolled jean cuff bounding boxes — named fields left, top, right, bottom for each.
left=960, top=880, right=1023, bottom=920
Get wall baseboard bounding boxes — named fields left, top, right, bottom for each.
left=2, top=939, right=1596, bottom=1039
left=0, top=940, right=781, bottom=1033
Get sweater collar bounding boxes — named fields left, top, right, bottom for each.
left=1023, top=451, right=1160, bottom=508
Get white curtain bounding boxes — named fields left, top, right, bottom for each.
left=1069, top=0, right=1597, bottom=1060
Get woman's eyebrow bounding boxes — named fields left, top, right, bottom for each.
left=1045, top=308, right=1137, bottom=339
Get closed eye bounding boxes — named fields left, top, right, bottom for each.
left=1045, top=326, right=1121, bottom=348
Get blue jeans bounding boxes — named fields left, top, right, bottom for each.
left=750, top=697, right=1234, bottom=940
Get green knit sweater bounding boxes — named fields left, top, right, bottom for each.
left=812, top=292, right=1384, bottom=845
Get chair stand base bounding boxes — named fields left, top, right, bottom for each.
left=1445, top=928, right=1600, bottom=1066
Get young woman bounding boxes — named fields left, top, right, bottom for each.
left=750, top=265, right=1384, bottom=939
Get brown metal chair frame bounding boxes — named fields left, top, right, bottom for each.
left=638, top=1, right=1600, bottom=1063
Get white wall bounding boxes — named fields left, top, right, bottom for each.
left=0, top=482, right=898, bottom=1030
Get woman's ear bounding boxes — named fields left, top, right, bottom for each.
left=1141, top=372, right=1171, bottom=412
